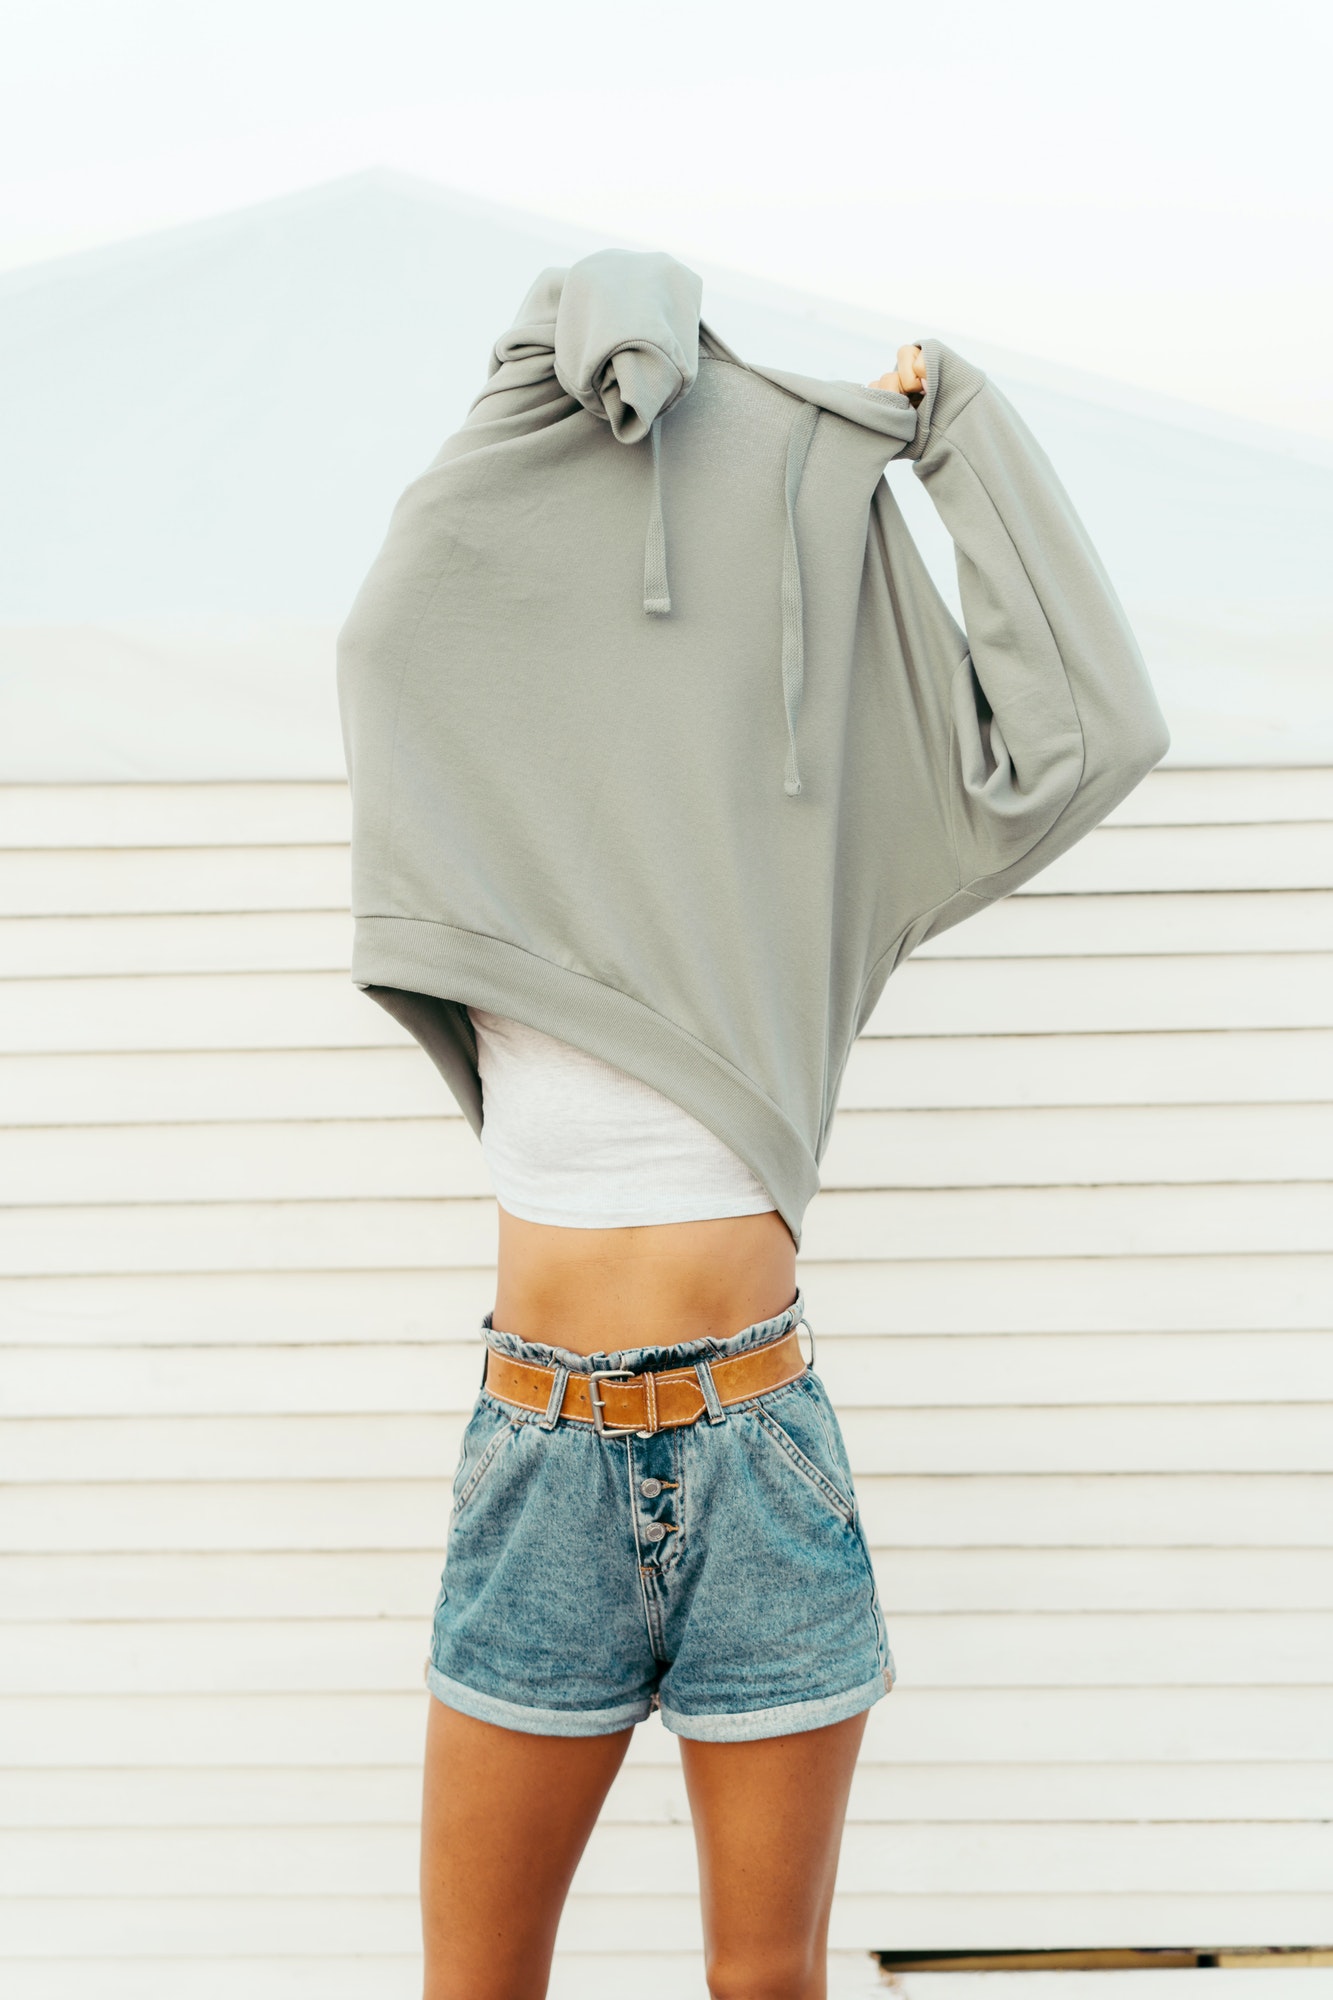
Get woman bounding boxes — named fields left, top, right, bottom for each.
left=336, top=250, right=1169, bottom=1999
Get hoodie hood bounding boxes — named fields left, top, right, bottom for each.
left=483, top=248, right=919, bottom=794
left=550, top=248, right=703, bottom=440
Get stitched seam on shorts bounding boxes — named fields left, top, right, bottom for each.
left=805, top=1381, right=859, bottom=1523
left=452, top=1422, right=513, bottom=1518
left=753, top=1407, right=856, bottom=1525
left=628, top=1441, right=670, bottom=1661
left=854, top=1516, right=892, bottom=1675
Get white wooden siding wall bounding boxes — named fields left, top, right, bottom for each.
left=1, top=769, right=1332, bottom=2000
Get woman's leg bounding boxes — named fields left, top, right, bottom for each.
left=420, top=1696, right=633, bottom=2000
left=681, top=1711, right=868, bottom=2000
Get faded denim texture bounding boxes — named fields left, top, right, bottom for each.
left=426, top=1293, right=896, bottom=1741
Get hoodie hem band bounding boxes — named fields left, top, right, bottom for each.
left=350, top=915, right=819, bottom=1247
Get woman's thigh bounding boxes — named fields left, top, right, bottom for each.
left=680, top=1711, right=868, bottom=2000
left=420, top=1696, right=632, bottom=2000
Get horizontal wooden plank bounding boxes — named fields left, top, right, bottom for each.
left=791, top=1184, right=1333, bottom=1260
left=4, top=1474, right=1330, bottom=1552
left=0, top=1195, right=497, bottom=1274
left=0, top=1477, right=455, bottom=1551
left=0, top=1267, right=497, bottom=1344
left=8, top=1545, right=1332, bottom=1622
left=0, top=970, right=389, bottom=1051
left=1103, top=767, right=1333, bottom=825
left=0, top=1960, right=716, bottom=2000
left=3, top=1890, right=1331, bottom=1958
left=4, top=1819, right=1330, bottom=1898
left=5, top=1031, right=1330, bottom=1129
left=4, top=1257, right=1330, bottom=1345
left=0, top=846, right=351, bottom=916
left=860, top=1101, right=1333, bottom=1189
left=0, top=1968, right=422, bottom=2000
left=0, top=783, right=351, bottom=850
left=840, top=1404, right=1333, bottom=1475
left=0, top=910, right=353, bottom=978
left=1021, top=822, right=1333, bottom=894
left=0, top=1120, right=487, bottom=1205
left=5, top=1104, right=1330, bottom=1207
left=5, top=1330, right=1330, bottom=1418
left=870, top=1545, right=1333, bottom=1611
left=0, top=1048, right=443, bottom=1125
left=801, top=1185, right=1333, bottom=1262
left=10, top=894, right=1333, bottom=980
left=857, top=1472, right=1333, bottom=1550
left=0, top=1965, right=426, bottom=2000
left=864, top=955, right=1333, bottom=1037
left=8, top=1757, right=1332, bottom=1829
left=0, top=1412, right=466, bottom=1476
left=831, top=1333, right=1333, bottom=1411
left=5, top=1402, right=1331, bottom=1479
left=842, top=1030, right=1333, bottom=1108
left=5, top=1184, right=1328, bottom=1277
left=3, top=1685, right=1327, bottom=1765
left=0, top=1550, right=441, bottom=1620
left=917, top=890, right=1333, bottom=958
left=4, top=1893, right=1333, bottom=1957
left=0, top=1959, right=734, bottom=2000
left=4, top=1610, right=1330, bottom=1695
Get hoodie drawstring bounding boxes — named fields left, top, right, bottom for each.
left=641, top=399, right=820, bottom=797
left=642, top=414, right=671, bottom=615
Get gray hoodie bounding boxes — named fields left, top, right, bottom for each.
left=337, top=248, right=1169, bottom=1247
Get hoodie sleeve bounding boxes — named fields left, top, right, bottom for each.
left=433, top=250, right=703, bottom=466
left=898, top=340, right=1170, bottom=940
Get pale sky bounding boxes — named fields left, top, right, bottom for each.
left=4, top=0, right=1331, bottom=440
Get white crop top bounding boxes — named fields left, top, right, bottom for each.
left=468, top=1008, right=777, bottom=1228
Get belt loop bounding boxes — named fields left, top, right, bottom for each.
left=695, top=1356, right=727, bottom=1425
left=540, top=1364, right=569, bottom=1431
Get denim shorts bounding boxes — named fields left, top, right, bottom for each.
left=425, top=1292, right=896, bottom=1742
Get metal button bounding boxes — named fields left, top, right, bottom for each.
left=640, top=1477, right=662, bottom=1498
left=644, top=1520, right=667, bottom=1543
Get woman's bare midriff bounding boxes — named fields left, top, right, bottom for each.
left=491, top=1205, right=798, bottom=1357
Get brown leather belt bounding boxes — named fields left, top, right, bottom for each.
left=484, top=1327, right=807, bottom=1435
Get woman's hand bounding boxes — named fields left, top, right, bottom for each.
left=868, top=345, right=926, bottom=398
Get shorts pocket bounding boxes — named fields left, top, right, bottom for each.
left=753, top=1383, right=857, bottom=1528
left=449, top=1398, right=516, bottom=1524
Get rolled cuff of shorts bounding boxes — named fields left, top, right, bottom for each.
left=426, top=1665, right=652, bottom=1737
left=660, top=1670, right=892, bottom=1744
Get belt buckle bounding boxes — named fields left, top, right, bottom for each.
left=588, top=1367, right=641, bottom=1435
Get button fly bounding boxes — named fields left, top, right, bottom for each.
left=640, top=1477, right=662, bottom=1498
left=644, top=1521, right=668, bottom=1543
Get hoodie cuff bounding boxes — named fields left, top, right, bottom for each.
left=901, top=339, right=987, bottom=463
